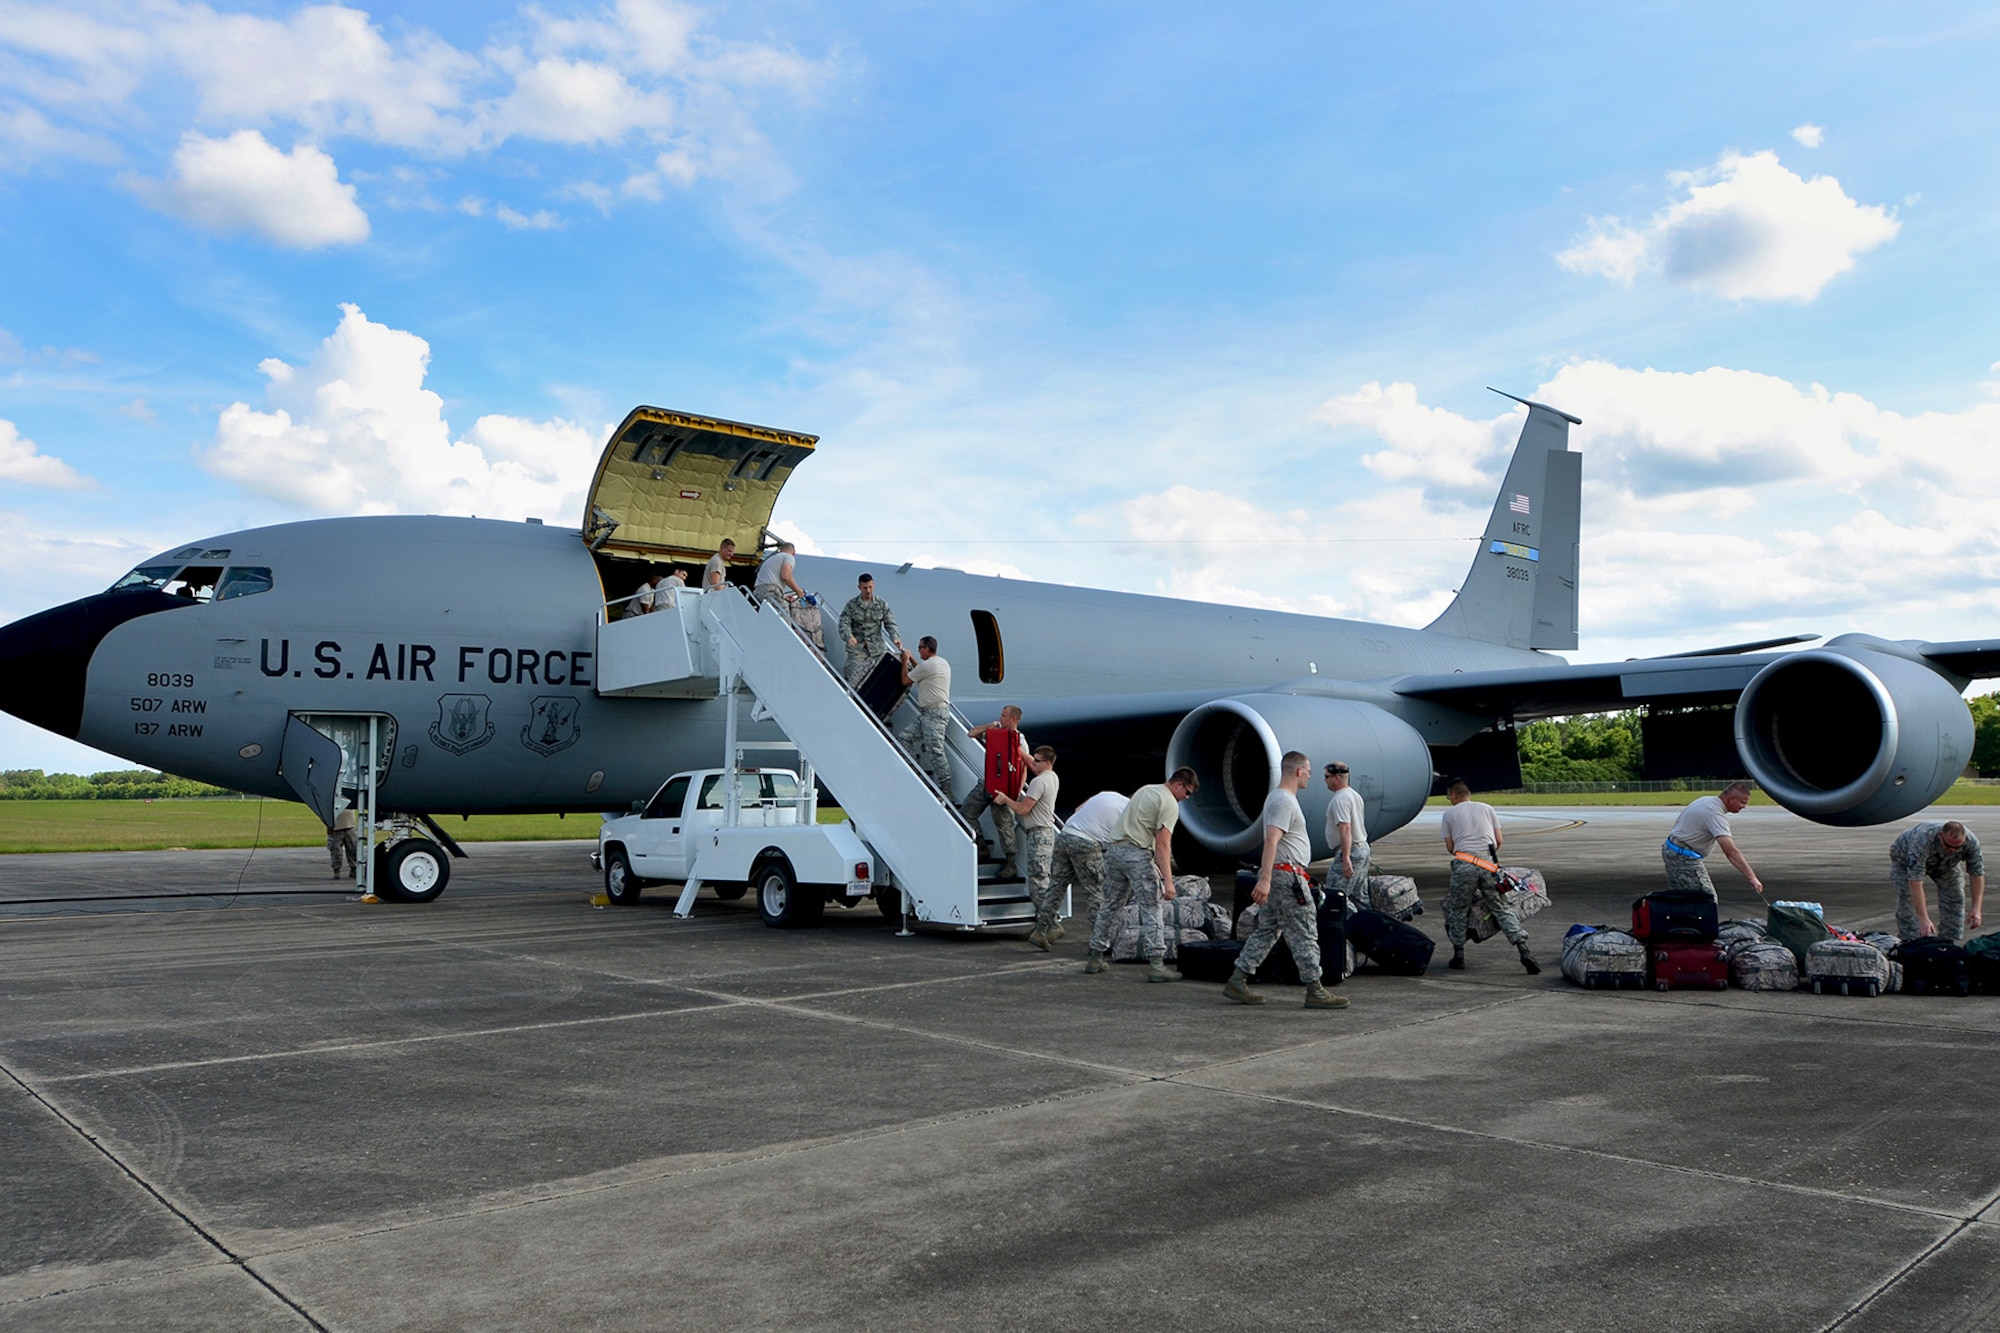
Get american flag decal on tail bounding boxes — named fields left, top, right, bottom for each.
left=1509, top=494, right=1531, bottom=515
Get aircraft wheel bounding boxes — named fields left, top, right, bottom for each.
left=377, top=838, right=450, bottom=903
left=755, top=857, right=822, bottom=929
left=603, top=848, right=642, bottom=905
left=712, top=883, right=748, bottom=901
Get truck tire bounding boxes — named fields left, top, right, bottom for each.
left=712, top=883, right=748, bottom=901
left=874, top=886, right=903, bottom=920
left=603, top=847, right=642, bottom=905
left=377, top=838, right=450, bottom=903
left=755, top=857, right=822, bottom=929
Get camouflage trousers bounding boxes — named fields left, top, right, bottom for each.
left=958, top=783, right=1018, bottom=861
left=1048, top=831, right=1106, bottom=931
left=1090, top=843, right=1164, bottom=962
left=1238, top=868, right=1322, bottom=984
left=843, top=647, right=886, bottom=688
left=1021, top=827, right=1059, bottom=930
left=1446, top=859, right=1525, bottom=948
left=1661, top=848, right=1718, bottom=901
left=1322, top=844, right=1371, bottom=904
left=898, top=704, right=952, bottom=790
left=1896, top=868, right=1968, bottom=942
left=327, top=828, right=356, bottom=877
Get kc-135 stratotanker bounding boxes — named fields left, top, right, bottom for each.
left=4, top=393, right=1997, bottom=908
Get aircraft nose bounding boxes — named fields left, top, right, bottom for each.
left=0, top=591, right=187, bottom=740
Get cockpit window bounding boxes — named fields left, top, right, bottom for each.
left=166, top=565, right=223, bottom=602
left=215, top=567, right=274, bottom=601
left=109, top=565, right=181, bottom=593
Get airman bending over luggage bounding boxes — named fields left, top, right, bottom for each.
left=1440, top=778, right=1539, bottom=974
left=754, top=541, right=803, bottom=617
left=1084, top=768, right=1198, bottom=983
left=836, top=573, right=903, bottom=687
left=1891, top=820, right=1986, bottom=942
left=995, top=747, right=1061, bottom=950
left=897, top=638, right=952, bottom=789
left=1227, top=751, right=1348, bottom=1009
left=1662, top=781, right=1763, bottom=902
left=1046, top=790, right=1128, bottom=941
left=960, top=705, right=1029, bottom=876
left=1322, top=760, right=1369, bottom=901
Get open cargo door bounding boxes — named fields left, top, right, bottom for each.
left=581, top=407, right=818, bottom=563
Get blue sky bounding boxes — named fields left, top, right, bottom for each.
left=4, top=1, right=2000, bottom=772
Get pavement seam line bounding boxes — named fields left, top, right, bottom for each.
left=0, top=1057, right=328, bottom=1332
left=32, top=999, right=749, bottom=1083
left=1816, top=1180, right=2000, bottom=1331
left=1172, top=1076, right=1978, bottom=1224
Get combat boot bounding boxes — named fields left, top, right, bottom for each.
left=998, top=860, right=1019, bottom=879
left=1083, top=952, right=1108, bottom=974
left=1222, top=970, right=1265, bottom=1005
left=1518, top=943, right=1542, bottom=975
left=1303, top=981, right=1349, bottom=1009
left=1448, top=947, right=1466, bottom=970
left=1048, top=922, right=1066, bottom=944
left=1028, top=926, right=1050, bottom=952
left=1144, top=958, right=1178, bottom=983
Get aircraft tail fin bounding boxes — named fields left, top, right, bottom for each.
left=1424, top=391, right=1581, bottom=651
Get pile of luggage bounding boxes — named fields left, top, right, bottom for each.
left=1561, top=892, right=2000, bottom=998
left=1107, top=875, right=1233, bottom=961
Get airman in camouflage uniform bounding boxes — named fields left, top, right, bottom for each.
left=837, top=573, right=902, bottom=687
left=897, top=637, right=952, bottom=790
left=1047, top=830, right=1105, bottom=937
left=1891, top=820, right=1987, bottom=942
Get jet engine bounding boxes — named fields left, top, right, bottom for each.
left=1735, top=642, right=1973, bottom=826
left=1164, top=694, right=1434, bottom=857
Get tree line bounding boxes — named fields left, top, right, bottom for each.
left=0, top=769, right=239, bottom=800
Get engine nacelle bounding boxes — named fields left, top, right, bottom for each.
left=1165, top=694, right=1434, bottom=858
left=1735, top=644, right=1972, bottom=826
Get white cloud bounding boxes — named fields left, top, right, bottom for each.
left=0, top=1, right=825, bottom=199
left=1558, top=149, right=1898, bottom=302
left=1313, top=381, right=1520, bottom=508
left=200, top=304, right=603, bottom=522
left=496, top=204, right=561, bottom=230
left=135, top=130, right=369, bottom=248
left=0, top=418, right=92, bottom=489
left=1791, top=123, right=1825, bottom=148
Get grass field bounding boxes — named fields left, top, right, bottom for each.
left=4, top=786, right=1997, bottom=854
left=0, top=800, right=594, bottom=854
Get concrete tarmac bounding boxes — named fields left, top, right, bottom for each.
left=3, top=808, right=1998, bottom=1331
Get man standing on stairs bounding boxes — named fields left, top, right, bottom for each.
left=897, top=637, right=952, bottom=790
left=960, top=705, right=1029, bottom=877
left=995, top=747, right=1061, bottom=950
left=836, top=572, right=903, bottom=688
left=1084, top=768, right=1199, bottom=983
left=1440, top=778, right=1540, bottom=975
left=1225, top=750, right=1347, bottom=1010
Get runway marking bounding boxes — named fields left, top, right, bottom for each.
left=0, top=1057, right=327, bottom=1330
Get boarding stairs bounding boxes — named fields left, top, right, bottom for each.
left=595, top=588, right=1036, bottom=929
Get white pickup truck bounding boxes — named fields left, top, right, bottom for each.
left=595, top=767, right=880, bottom=928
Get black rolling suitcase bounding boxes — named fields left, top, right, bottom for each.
left=854, top=653, right=906, bottom=717
left=1632, top=889, right=1720, bottom=942
left=1348, top=907, right=1435, bottom=975
left=1890, top=936, right=1972, bottom=996
left=1176, top=939, right=1244, bottom=982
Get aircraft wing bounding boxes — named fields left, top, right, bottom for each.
left=1392, top=654, right=1769, bottom=720
left=1912, top=639, right=2000, bottom=679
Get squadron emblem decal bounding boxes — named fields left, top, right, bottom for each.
left=429, top=693, right=495, bottom=756
left=521, top=695, right=582, bottom=757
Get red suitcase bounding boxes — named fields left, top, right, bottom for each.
left=1651, top=941, right=1729, bottom=991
